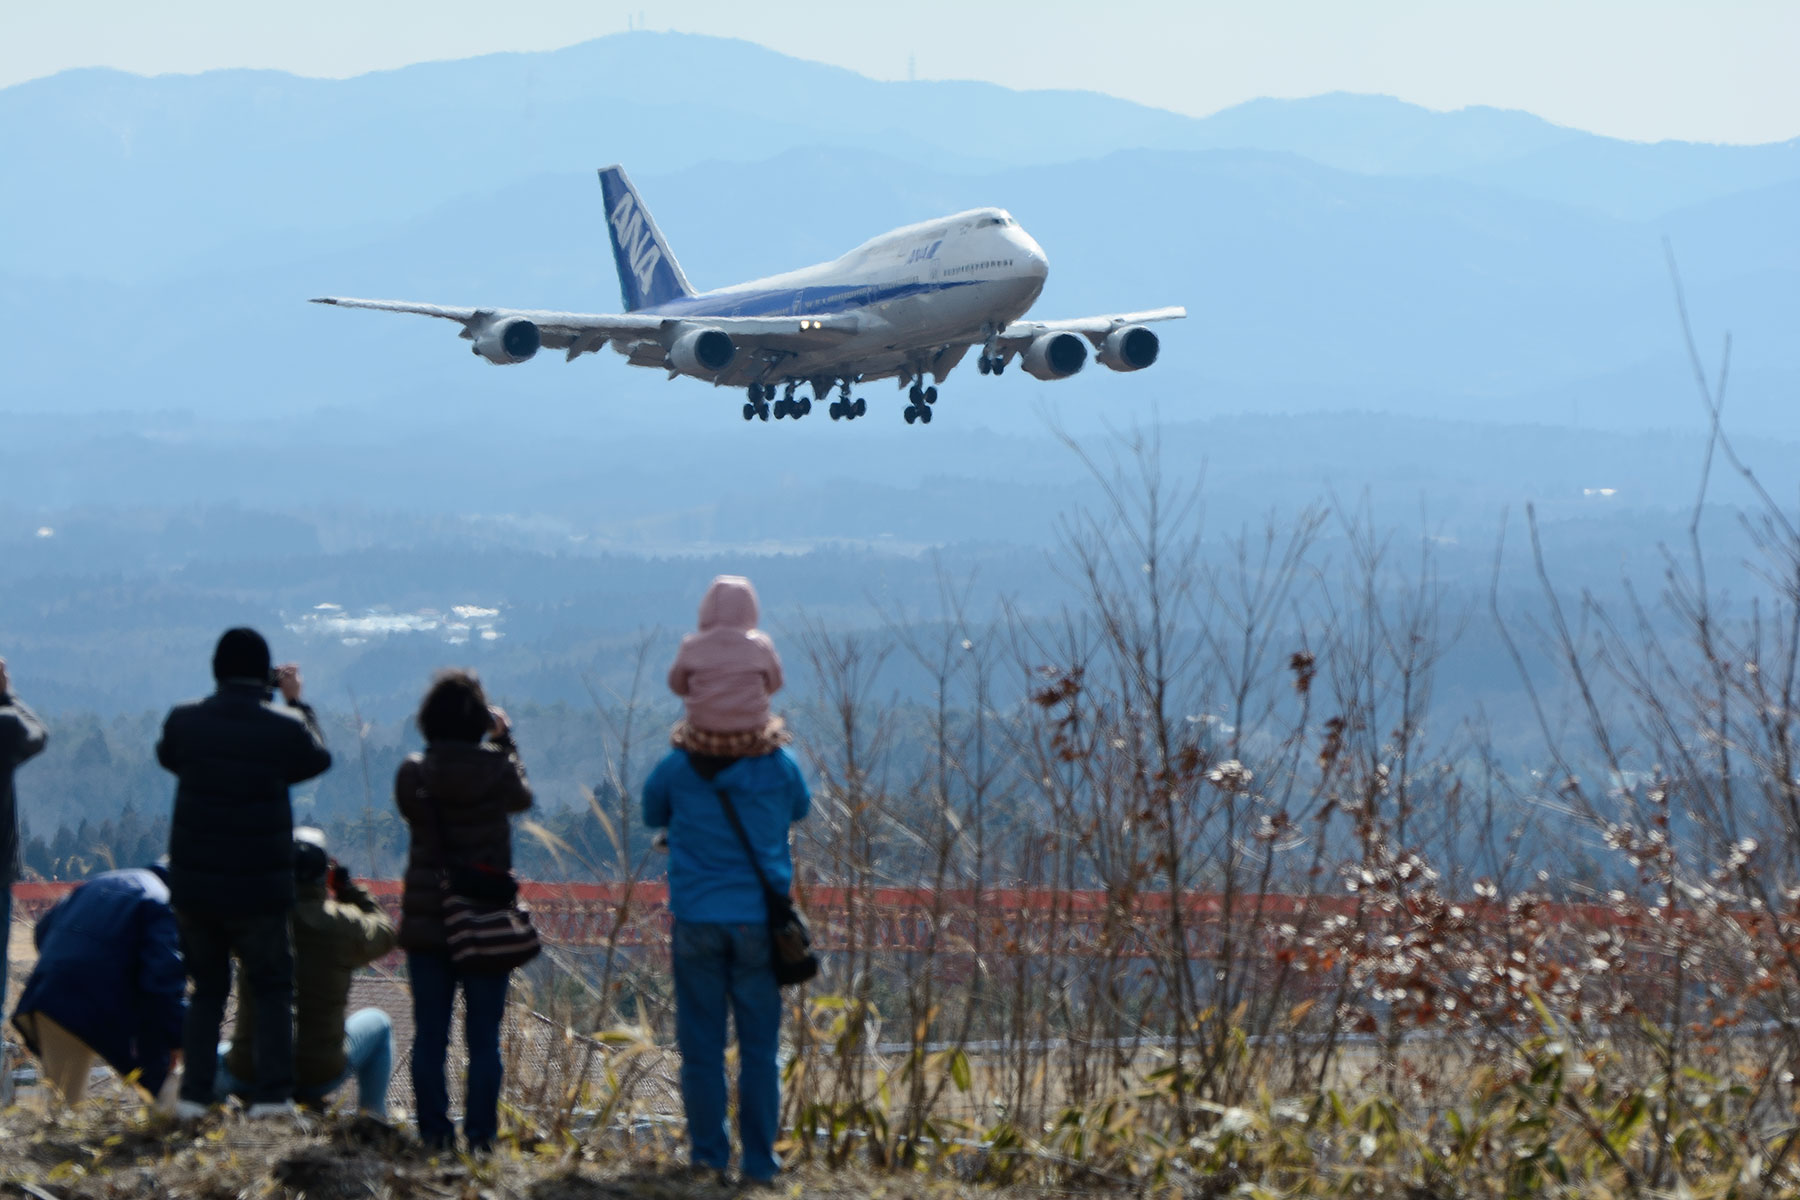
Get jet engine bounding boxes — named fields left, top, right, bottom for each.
left=1021, top=331, right=1087, bottom=381
left=668, top=327, right=736, bottom=377
left=1096, top=325, right=1160, bottom=372
left=470, top=317, right=540, bottom=364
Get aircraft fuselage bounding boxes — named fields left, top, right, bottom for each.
left=619, top=208, right=1047, bottom=387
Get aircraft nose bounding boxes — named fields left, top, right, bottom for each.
left=1017, top=231, right=1049, bottom=280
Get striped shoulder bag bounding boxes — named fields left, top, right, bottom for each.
left=421, top=783, right=540, bottom=973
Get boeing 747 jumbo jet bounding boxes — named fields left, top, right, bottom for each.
left=314, top=166, right=1184, bottom=426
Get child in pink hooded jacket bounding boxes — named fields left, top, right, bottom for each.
left=669, top=576, right=787, bottom=755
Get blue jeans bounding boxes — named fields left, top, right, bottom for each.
left=215, top=1008, right=393, bottom=1113
left=673, top=920, right=783, bottom=1181
left=407, top=951, right=510, bottom=1150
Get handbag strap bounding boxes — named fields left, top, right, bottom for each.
left=712, top=783, right=789, bottom=912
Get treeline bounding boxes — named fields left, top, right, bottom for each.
left=18, top=804, right=170, bottom=881
left=11, top=704, right=663, bottom=882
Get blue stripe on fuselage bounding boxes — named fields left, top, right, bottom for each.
left=638, top=277, right=984, bottom=319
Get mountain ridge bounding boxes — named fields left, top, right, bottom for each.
left=5, top=31, right=1795, bottom=283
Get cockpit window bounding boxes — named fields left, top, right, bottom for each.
left=978, top=216, right=1005, bottom=228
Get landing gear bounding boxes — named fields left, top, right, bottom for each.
left=774, top=395, right=813, bottom=419
left=772, top=382, right=810, bottom=420
left=978, top=355, right=1005, bottom=375
left=828, top=379, right=868, bottom=421
left=902, top=378, right=939, bottom=426
left=745, top=382, right=774, bottom=420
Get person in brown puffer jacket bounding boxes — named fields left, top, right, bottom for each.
left=395, top=669, right=531, bottom=1153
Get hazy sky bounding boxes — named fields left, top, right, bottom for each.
left=5, top=0, right=1797, bottom=144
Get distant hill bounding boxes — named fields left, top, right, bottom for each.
left=0, top=30, right=1794, bottom=440
left=4, top=32, right=1795, bottom=281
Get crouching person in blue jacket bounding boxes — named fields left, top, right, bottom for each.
left=9, top=865, right=186, bottom=1109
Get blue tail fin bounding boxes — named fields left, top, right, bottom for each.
left=598, top=165, right=694, bottom=312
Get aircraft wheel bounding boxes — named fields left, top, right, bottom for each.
left=993, top=362, right=1005, bottom=376
left=925, top=387, right=938, bottom=404
left=904, top=406, right=918, bottom=425
left=758, top=403, right=771, bottom=422
left=743, top=402, right=756, bottom=421
left=919, top=405, right=933, bottom=424
left=774, top=398, right=790, bottom=419
left=854, top=397, right=867, bottom=417
left=978, top=356, right=991, bottom=375
left=798, top=397, right=812, bottom=417
left=829, top=401, right=843, bottom=420
left=909, top=383, right=923, bottom=402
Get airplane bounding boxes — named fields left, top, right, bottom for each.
left=313, top=166, right=1184, bottom=427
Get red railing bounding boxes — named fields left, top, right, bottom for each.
left=4, top=879, right=1691, bottom=957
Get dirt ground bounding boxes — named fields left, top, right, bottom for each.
left=0, top=1107, right=1116, bottom=1200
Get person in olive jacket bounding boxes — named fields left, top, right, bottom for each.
left=157, top=627, right=332, bottom=1118
left=396, top=668, right=531, bottom=1153
left=1, top=654, right=50, bottom=1003
left=219, top=828, right=397, bottom=1114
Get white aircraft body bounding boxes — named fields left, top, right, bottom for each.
left=314, top=166, right=1184, bottom=425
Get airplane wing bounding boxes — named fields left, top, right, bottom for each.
left=309, top=297, right=859, bottom=360
left=994, top=306, right=1187, bottom=350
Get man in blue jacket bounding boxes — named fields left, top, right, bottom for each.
left=1, top=655, right=50, bottom=1003
left=10, top=866, right=186, bottom=1108
left=642, top=742, right=810, bottom=1185
left=158, top=627, right=332, bottom=1120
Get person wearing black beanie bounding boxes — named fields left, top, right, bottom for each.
left=157, top=627, right=332, bottom=1122
left=212, top=627, right=272, bottom=684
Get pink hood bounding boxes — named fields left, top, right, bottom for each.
left=698, top=576, right=759, bottom=632
left=669, top=575, right=784, bottom=733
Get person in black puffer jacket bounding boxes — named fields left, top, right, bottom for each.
left=157, top=627, right=332, bottom=1118
left=396, top=668, right=531, bottom=1153
left=1, top=654, right=49, bottom=1006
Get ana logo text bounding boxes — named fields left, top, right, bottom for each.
left=609, top=192, right=664, bottom=297
left=906, top=240, right=943, bottom=265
